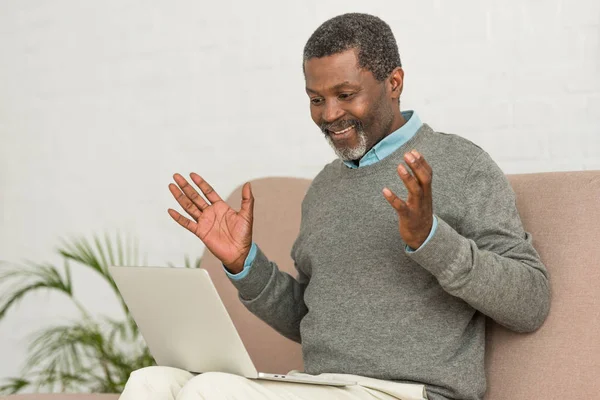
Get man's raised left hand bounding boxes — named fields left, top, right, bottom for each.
left=382, top=150, right=434, bottom=250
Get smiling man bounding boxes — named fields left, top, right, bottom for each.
left=120, top=13, right=550, bottom=400
left=307, top=43, right=401, bottom=167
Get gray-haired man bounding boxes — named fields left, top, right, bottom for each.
left=121, top=13, right=550, bottom=400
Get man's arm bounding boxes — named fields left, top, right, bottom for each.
left=166, top=172, right=308, bottom=342
left=406, top=151, right=551, bottom=332
left=227, top=244, right=308, bottom=343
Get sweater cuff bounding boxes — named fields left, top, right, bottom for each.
left=404, top=216, right=470, bottom=284
left=227, top=245, right=274, bottom=300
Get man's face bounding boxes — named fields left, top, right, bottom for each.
left=304, top=49, right=395, bottom=161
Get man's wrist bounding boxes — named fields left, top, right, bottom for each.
left=223, top=243, right=258, bottom=280
left=224, top=248, right=252, bottom=275
left=407, top=223, right=433, bottom=249
left=406, top=216, right=438, bottom=252
left=224, top=262, right=244, bottom=275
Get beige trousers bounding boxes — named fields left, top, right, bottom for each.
left=119, top=366, right=428, bottom=400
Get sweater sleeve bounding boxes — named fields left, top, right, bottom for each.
left=227, top=245, right=308, bottom=343
left=406, top=151, right=551, bottom=333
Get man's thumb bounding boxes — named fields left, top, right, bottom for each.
left=240, top=182, right=254, bottom=216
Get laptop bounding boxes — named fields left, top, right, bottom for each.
left=109, top=266, right=356, bottom=387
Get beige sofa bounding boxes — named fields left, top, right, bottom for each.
left=5, top=170, right=600, bottom=400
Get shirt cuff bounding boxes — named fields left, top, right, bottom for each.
left=223, top=242, right=257, bottom=281
left=228, top=244, right=275, bottom=301
left=405, top=215, right=438, bottom=253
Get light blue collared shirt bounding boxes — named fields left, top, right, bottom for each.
left=226, top=110, right=437, bottom=280
left=343, top=110, right=423, bottom=169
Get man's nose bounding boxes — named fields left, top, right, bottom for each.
left=322, top=100, right=344, bottom=123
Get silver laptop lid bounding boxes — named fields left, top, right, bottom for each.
left=109, top=266, right=258, bottom=378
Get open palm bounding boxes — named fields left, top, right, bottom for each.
left=168, top=173, right=254, bottom=272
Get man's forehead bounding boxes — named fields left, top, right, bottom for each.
left=304, top=50, right=368, bottom=92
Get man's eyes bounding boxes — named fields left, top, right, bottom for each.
left=310, top=93, right=355, bottom=105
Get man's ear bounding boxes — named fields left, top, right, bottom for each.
left=388, top=67, right=404, bottom=100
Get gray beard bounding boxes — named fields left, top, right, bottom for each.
left=324, top=127, right=369, bottom=162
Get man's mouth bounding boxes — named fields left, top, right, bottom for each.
left=329, top=124, right=356, bottom=138
left=331, top=125, right=354, bottom=134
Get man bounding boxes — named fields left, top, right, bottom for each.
left=121, top=13, right=550, bottom=400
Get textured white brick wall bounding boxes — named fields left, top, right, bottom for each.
left=1, top=0, right=599, bottom=387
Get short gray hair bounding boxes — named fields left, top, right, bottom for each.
left=303, top=13, right=402, bottom=81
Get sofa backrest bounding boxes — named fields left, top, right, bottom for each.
left=200, top=171, right=600, bottom=398
left=486, top=171, right=600, bottom=399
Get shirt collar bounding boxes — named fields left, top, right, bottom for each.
left=343, top=110, right=422, bottom=169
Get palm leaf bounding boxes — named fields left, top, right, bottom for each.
left=0, top=261, right=73, bottom=319
left=93, top=235, right=110, bottom=273
left=0, top=232, right=180, bottom=394
left=5, top=367, right=97, bottom=394
left=23, top=320, right=120, bottom=391
left=185, top=255, right=202, bottom=269
left=104, top=232, right=116, bottom=267
left=22, top=316, right=156, bottom=393
left=0, top=377, right=30, bottom=395
left=57, top=233, right=142, bottom=316
left=24, top=322, right=92, bottom=375
left=167, top=254, right=202, bottom=269
left=117, top=232, right=124, bottom=267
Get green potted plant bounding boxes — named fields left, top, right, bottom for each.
left=0, top=233, right=200, bottom=394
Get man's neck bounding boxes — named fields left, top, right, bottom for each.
left=349, top=109, right=408, bottom=165
left=385, top=109, right=407, bottom=139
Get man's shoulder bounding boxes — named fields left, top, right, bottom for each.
left=419, top=124, right=495, bottom=174
left=422, top=124, right=485, bottom=155
left=312, top=158, right=342, bottom=185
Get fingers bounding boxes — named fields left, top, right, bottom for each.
left=170, top=175, right=205, bottom=220
left=386, top=150, right=433, bottom=212
left=239, top=182, right=254, bottom=221
left=382, top=187, right=409, bottom=216
left=397, top=163, right=422, bottom=199
left=167, top=208, right=198, bottom=234
left=403, top=150, right=432, bottom=196
left=190, top=173, right=223, bottom=204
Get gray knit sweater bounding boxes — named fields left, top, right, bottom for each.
left=229, top=123, right=551, bottom=400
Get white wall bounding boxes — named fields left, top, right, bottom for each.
left=1, top=0, right=599, bottom=386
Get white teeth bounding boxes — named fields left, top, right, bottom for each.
left=332, top=125, right=355, bottom=135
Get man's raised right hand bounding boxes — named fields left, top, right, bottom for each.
left=168, top=173, right=254, bottom=274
